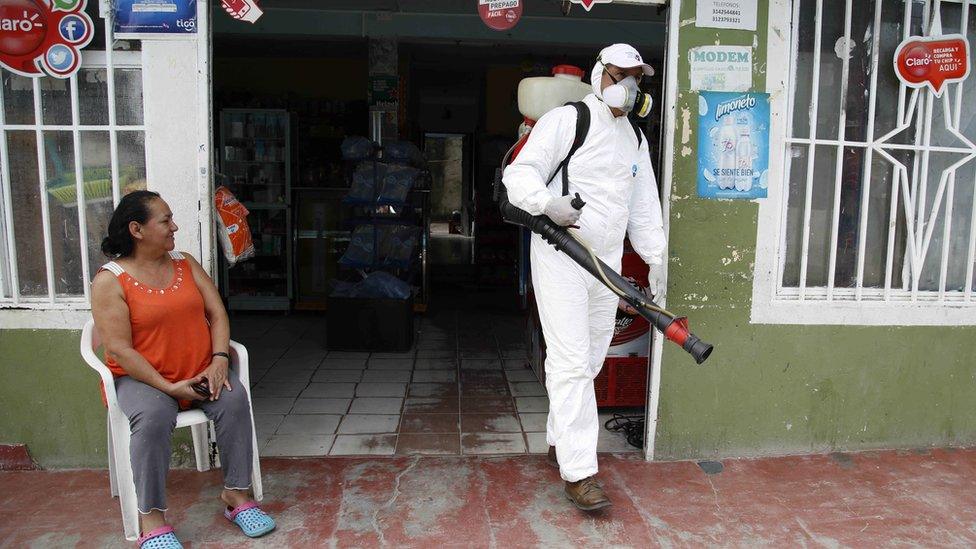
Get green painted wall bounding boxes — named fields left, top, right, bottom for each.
left=654, top=0, right=976, bottom=460
left=0, top=329, right=193, bottom=469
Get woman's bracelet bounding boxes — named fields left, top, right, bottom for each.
left=212, top=351, right=230, bottom=361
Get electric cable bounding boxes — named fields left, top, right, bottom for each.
left=604, top=413, right=644, bottom=449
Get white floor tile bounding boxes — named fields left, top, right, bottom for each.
left=251, top=397, right=295, bottom=415
left=337, top=414, right=401, bottom=434
left=355, top=382, right=407, bottom=397
left=525, top=432, right=549, bottom=454
left=327, top=351, right=370, bottom=359
left=261, top=434, right=334, bottom=457
left=348, top=397, right=404, bottom=414
left=361, top=370, right=412, bottom=383
left=329, top=434, right=397, bottom=456
left=509, top=381, right=547, bottom=397
left=319, top=358, right=368, bottom=370
left=503, top=369, right=538, bottom=383
left=312, top=370, right=363, bottom=383
left=367, top=358, right=415, bottom=370
left=515, top=396, right=549, bottom=413
left=252, top=414, right=285, bottom=438
left=300, top=383, right=356, bottom=398
left=276, top=414, right=342, bottom=435
left=518, top=412, right=548, bottom=432
left=412, top=370, right=457, bottom=383
left=461, top=433, right=526, bottom=455
left=251, top=382, right=307, bottom=398
left=290, top=398, right=351, bottom=414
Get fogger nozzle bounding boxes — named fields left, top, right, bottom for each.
left=496, top=193, right=713, bottom=364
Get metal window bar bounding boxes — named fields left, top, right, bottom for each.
left=782, top=0, right=976, bottom=306
left=0, top=74, right=17, bottom=303
left=797, top=0, right=825, bottom=300
left=854, top=0, right=886, bottom=301
left=70, top=73, right=91, bottom=302
left=0, top=43, right=145, bottom=308
left=32, top=77, right=57, bottom=302
left=775, top=0, right=805, bottom=303
left=825, top=0, right=854, bottom=300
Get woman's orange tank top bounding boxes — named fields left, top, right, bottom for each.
left=100, top=251, right=212, bottom=383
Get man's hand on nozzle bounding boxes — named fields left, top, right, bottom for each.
left=544, top=195, right=583, bottom=227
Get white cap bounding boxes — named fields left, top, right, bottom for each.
left=596, top=43, right=655, bottom=77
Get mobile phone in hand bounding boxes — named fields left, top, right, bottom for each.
left=191, top=380, right=211, bottom=397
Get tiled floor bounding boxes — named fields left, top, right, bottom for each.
left=232, top=309, right=640, bottom=457
left=7, top=449, right=976, bottom=546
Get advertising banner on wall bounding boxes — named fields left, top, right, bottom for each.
left=893, top=34, right=969, bottom=97
left=697, top=91, right=769, bottom=200
left=696, top=0, right=757, bottom=31
left=114, top=0, right=197, bottom=39
left=688, top=45, right=752, bottom=91
left=478, top=0, right=521, bottom=31
left=0, top=0, right=93, bottom=78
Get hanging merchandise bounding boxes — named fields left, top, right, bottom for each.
left=113, top=0, right=197, bottom=39
left=214, top=185, right=255, bottom=267
left=478, top=0, right=521, bottom=31
left=220, top=0, right=263, bottom=24
left=0, top=0, right=93, bottom=78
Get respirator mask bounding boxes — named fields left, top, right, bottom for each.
left=591, top=60, right=653, bottom=119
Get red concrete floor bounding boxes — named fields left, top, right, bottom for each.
left=3, top=449, right=976, bottom=547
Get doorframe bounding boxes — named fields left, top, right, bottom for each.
left=196, top=0, right=215, bottom=276
left=644, top=0, right=680, bottom=462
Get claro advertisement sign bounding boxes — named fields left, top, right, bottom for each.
left=0, top=0, right=93, bottom=78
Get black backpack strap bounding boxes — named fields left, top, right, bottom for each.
left=630, top=118, right=644, bottom=148
left=545, top=101, right=590, bottom=196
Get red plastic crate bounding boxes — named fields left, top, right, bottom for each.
left=594, top=356, right=648, bottom=408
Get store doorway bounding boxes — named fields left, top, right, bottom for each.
left=209, top=2, right=669, bottom=459
left=425, top=133, right=474, bottom=265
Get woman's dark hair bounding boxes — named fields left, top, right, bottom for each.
left=101, top=190, right=161, bottom=258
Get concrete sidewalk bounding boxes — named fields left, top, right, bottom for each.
left=2, top=448, right=975, bottom=547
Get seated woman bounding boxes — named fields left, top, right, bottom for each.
left=91, top=191, right=275, bottom=548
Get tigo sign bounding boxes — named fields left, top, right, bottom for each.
left=0, top=0, right=92, bottom=78
left=894, top=34, right=969, bottom=97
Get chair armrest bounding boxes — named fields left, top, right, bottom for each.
left=229, top=340, right=251, bottom=387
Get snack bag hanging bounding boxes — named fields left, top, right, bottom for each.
left=214, top=186, right=255, bottom=267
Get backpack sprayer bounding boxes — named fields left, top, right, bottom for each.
left=493, top=67, right=713, bottom=364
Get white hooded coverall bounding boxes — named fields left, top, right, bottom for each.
left=502, top=93, right=666, bottom=482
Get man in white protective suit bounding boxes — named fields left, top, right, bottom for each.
left=502, top=43, right=666, bottom=511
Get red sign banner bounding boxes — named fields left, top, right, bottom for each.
left=478, top=0, right=521, bottom=31
left=894, top=34, right=970, bottom=96
left=0, top=0, right=93, bottom=79
left=220, top=0, right=263, bottom=24
left=571, top=0, right=613, bottom=11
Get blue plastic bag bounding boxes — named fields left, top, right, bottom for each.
left=382, top=141, right=425, bottom=168
left=341, top=136, right=377, bottom=161
left=344, top=162, right=387, bottom=205
left=377, top=166, right=419, bottom=207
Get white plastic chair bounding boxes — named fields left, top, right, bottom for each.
left=80, top=318, right=264, bottom=541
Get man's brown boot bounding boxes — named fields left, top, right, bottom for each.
left=564, top=476, right=612, bottom=511
left=547, top=446, right=558, bottom=468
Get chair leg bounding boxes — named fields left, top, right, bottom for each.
left=190, top=423, right=210, bottom=472
left=209, top=422, right=222, bottom=469
left=249, top=411, right=263, bottom=502
left=107, top=419, right=119, bottom=497
left=111, top=412, right=141, bottom=541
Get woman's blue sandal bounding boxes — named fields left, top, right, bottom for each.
left=224, top=501, right=276, bottom=538
left=137, top=526, right=183, bottom=549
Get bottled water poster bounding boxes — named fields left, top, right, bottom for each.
left=697, top=91, right=769, bottom=199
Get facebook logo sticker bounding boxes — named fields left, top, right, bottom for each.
left=59, top=15, right=88, bottom=44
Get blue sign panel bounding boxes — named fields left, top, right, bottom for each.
left=697, top=91, right=770, bottom=200
left=114, top=0, right=197, bottom=38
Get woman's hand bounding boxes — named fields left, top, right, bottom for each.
left=167, top=375, right=209, bottom=402
left=202, top=358, right=232, bottom=401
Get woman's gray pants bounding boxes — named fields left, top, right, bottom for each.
left=115, top=373, right=254, bottom=514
